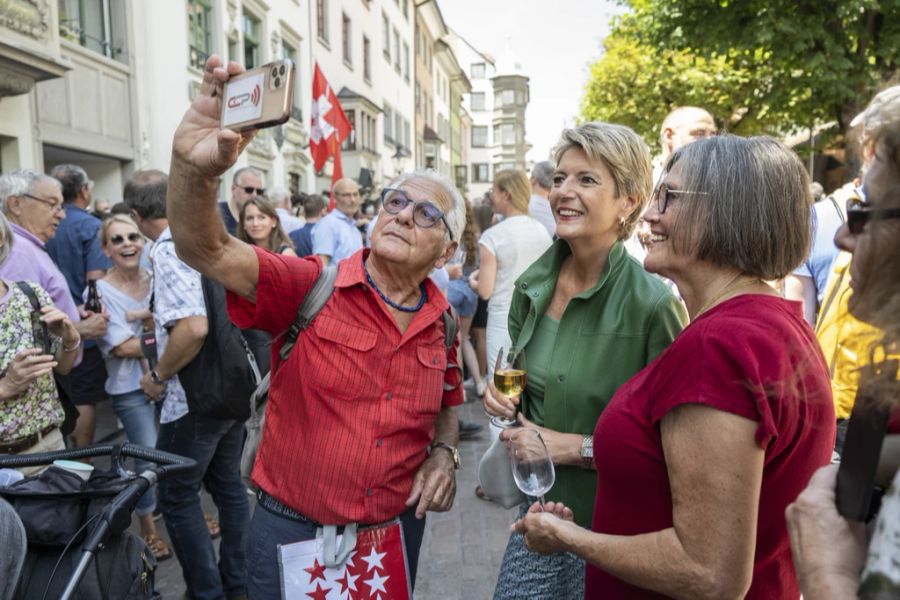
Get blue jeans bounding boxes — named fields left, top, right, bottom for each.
left=157, top=412, right=249, bottom=600
left=245, top=500, right=426, bottom=599
left=111, top=390, right=158, bottom=516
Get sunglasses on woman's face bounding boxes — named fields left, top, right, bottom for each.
left=109, top=232, right=143, bottom=245
left=846, top=196, right=900, bottom=234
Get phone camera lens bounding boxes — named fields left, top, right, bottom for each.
left=271, top=67, right=278, bottom=78
left=274, top=76, right=282, bottom=88
left=279, top=65, right=286, bottom=76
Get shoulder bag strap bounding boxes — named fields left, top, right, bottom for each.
left=442, top=307, right=462, bottom=392
left=15, top=282, right=50, bottom=354
left=278, top=264, right=339, bottom=361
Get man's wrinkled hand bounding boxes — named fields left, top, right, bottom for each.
left=171, top=55, right=257, bottom=179
left=405, top=452, right=456, bottom=518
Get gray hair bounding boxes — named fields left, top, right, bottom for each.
left=531, top=161, right=554, bottom=190
left=389, top=169, right=466, bottom=244
left=50, top=164, right=91, bottom=203
left=0, top=169, right=62, bottom=214
left=552, top=121, right=653, bottom=239
left=267, top=186, right=290, bottom=205
left=665, top=134, right=810, bottom=280
left=232, top=166, right=263, bottom=186
left=0, top=211, right=12, bottom=266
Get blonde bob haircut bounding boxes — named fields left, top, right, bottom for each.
left=99, top=214, right=142, bottom=246
left=552, top=121, right=652, bottom=240
left=664, top=134, right=810, bottom=280
left=493, top=169, right=531, bottom=214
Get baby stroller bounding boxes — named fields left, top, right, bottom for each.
left=0, top=443, right=195, bottom=600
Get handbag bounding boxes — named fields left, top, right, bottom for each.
left=477, top=419, right=526, bottom=509
left=278, top=520, right=411, bottom=599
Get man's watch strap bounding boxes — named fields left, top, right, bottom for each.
left=150, top=369, right=166, bottom=385
left=429, top=442, right=460, bottom=470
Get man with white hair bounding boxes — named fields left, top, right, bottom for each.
left=528, top=161, right=556, bottom=236
left=267, top=186, right=304, bottom=234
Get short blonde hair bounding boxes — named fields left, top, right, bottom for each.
left=552, top=122, right=652, bottom=239
left=493, top=169, right=531, bottom=213
left=99, top=214, right=141, bottom=246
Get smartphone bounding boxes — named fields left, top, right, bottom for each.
left=221, top=59, right=295, bottom=132
left=30, top=311, right=51, bottom=355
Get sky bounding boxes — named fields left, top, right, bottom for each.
left=438, top=0, right=625, bottom=163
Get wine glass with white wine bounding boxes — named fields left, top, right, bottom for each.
left=493, top=346, right=526, bottom=427
left=508, top=428, right=555, bottom=509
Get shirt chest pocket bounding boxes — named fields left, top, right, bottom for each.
left=406, top=343, right=447, bottom=420
left=309, top=316, right=378, bottom=399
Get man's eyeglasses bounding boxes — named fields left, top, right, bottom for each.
left=21, top=193, right=65, bottom=214
left=380, top=188, right=454, bottom=240
left=846, top=196, right=900, bottom=234
left=241, top=186, right=265, bottom=196
left=653, top=180, right=709, bottom=214
left=108, top=232, right=143, bottom=245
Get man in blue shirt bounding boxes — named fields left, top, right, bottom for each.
left=311, top=178, right=363, bottom=264
left=48, top=164, right=111, bottom=448
left=289, top=194, right=327, bottom=257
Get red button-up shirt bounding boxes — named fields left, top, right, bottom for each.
left=227, top=247, right=463, bottom=524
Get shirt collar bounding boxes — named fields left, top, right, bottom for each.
left=332, top=210, right=356, bottom=226
left=10, top=222, right=46, bottom=250
left=334, top=248, right=449, bottom=312
left=516, top=239, right=627, bottom=300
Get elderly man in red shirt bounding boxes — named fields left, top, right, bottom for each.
left=166, top=56, right=464, bottom=598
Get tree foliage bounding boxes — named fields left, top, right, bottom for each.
left=582, top=1, right=900, bottom=156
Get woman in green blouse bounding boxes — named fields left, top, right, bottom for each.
left=486, top=122, right=688, bottom=600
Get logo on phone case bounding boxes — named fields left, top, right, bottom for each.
left=227, top=84, right=261, bottom=109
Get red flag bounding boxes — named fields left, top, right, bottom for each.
left=310, top=63, right=352, bottom=210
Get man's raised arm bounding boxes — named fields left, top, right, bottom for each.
left=167, top=55, right=259, bottom=302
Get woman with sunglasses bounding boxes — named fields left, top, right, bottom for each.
left=787, top=86, right=900, bottom=599
left=511, top=134, right=835, bottom=599
left=236, top=197, right=296, bottom=256
left=487, top=123, right=687, bottom=600
left=93, top=214, right=171, bottom=562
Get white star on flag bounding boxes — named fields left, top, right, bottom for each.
left=360, top=547, right=386, bottom=573
left=363, top=571, right=390, bottom=596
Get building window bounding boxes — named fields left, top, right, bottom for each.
left=382, top=13, right=390, bottom=61
left=471, top=62, right=485, bottom=79
left=317, top=0, right=329, bottom=44
left=496, top=123, right=515, bottom=145
left=58, top=0, right=128, bottom=63
left=384, top=104, right=394, bottom=143
left=242, top=11, right=261, bottom=68
left=362, top=35, right=371, bottom=82
left=472, top=126, right=487, bottom=148
left=342, top=13, right=352, bottom=66
left=393, top=29, right=401, bottom=73
left=187, top=0, right=212, bottom=70
left=342, top=110, right=356, bottom=151
left=404, top=119, right=411, bottom=148
left=395, top=113, right=403, bottom=146
left=403, top=0, right=409, bottom=19
left=455, top=165, right=467, bottom=188
left=470, top=92, right=485, bottom=111
left=415, top=82, right=421, bottom=114
left=282, top=39, right=303, bottom=121
left=403, top=42, right=410, bottom=82
left=472, top=163, right=490, bottom=182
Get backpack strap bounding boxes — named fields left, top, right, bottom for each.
left=278, top=264, right=339, bottom=361
left=441, top=307, right=462, bottom=392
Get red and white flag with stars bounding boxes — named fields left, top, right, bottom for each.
left=279, top=521, right=412, bottom=599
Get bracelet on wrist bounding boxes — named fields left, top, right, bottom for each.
left=62, top=338, right=82, bottom=353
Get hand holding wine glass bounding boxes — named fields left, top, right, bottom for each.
left=509, top=428, right=555, bottom=510
left=491, top=346, right=526, bottom=426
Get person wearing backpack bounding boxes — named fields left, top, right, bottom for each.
left=165, top=55, right=465, bottom=600
left=125, top=169, right=249, bottom=600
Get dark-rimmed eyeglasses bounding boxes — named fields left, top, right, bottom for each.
left=653, top=178, right=709, bottom=214
left=241, top=186, right=265, bottom=196
left=21, top=193, right=65, bottom=214
left=108, top=232, right=143, bottom=246
left=380, top=188, right=454, bottom=240
left=846, top=196, right=900, bottom=234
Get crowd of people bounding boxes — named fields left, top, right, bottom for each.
left=0, top=50, right=898, bottom=600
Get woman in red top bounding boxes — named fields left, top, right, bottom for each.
left=512, top=135, right=836, bottom=599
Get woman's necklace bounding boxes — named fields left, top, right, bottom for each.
left=694, top=273, right=764, bottom=317
left=364, top=264, right=427, bottom=313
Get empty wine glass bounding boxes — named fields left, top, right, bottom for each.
left=493, top=346, right=526, bottom=427
left=508, top=428, right=555, bottom=509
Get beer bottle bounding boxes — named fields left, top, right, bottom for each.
left=85, top=279, right=102, bottom=313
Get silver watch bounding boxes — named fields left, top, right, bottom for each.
left=580, top=435, right=594, bottom=468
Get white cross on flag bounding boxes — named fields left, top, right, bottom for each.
left=309, top=63, right=352, bottom=210
left=278, top=521, right=412, bottom=599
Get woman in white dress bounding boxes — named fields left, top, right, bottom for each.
left=470, top=169, right=553, bottom=375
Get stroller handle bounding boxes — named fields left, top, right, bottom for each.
left=0, top=443, right=196, bottom=479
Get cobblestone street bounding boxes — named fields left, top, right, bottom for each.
left=97, top=394, right=516, bottom=598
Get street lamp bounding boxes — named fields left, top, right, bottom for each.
left=391, top=144, right=411, bottom=174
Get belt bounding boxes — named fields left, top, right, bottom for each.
left=0, top=425, right=59, bottom=455
left=256, top=490, right=322, bottom=526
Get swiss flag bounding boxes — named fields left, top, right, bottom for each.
left=310, top=63, right=353, bottom=210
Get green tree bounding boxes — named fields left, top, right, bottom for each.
left=581, top=14, right=783, bottom=151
